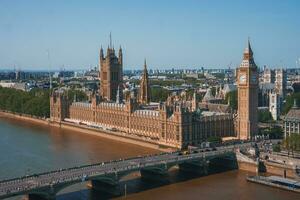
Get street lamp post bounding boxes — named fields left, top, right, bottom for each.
left=124, top=183, right=127, bottom=198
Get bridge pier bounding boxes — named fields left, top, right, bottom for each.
left=179, top=159, right=208, bottom=175
left=89, top=175, right=121, bottom=196
left=208, top=153, right=238, bottom=173
left=140, top=166, right=168, bottom=182
left=26, top=192, right=55, bottom=200
left=257, top=160, right=267, bottom=173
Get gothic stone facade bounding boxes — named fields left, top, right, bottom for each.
left=138, top=60, right=151, bottom=105
left=50, top=95, right=234, bottom=149
left=99, top=46, right=123, bottom=101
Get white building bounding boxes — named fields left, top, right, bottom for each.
left=269, top=91, right=280, bottom=120
left=263, top=68, right=275, bottom=83
left=275, top=69, right=287, bottom=98
left=284, top=100, right=300, bottom=138
left=0, top=82, right=27, bottom=91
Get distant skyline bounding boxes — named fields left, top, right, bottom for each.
left=0, top=0, right=300, bottom=70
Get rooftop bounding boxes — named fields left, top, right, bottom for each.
left=285, top=101, right=300, bottom=121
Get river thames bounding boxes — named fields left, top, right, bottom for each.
left=0, top=116, right=299, bottom=200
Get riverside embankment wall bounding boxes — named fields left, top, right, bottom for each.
left=0, top=111, right=49, bottom=125
left=0, top=111, right=172, bottom=152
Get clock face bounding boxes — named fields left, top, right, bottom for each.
left=239, top=74, right=246, bottom=83
left=251, top=75, right=257, bottom=83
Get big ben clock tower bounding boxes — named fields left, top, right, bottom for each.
left=237, top=40, right=258, bottom=140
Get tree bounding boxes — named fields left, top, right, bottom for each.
left=151, top=87, right=170, bottom=102
left=213, top=73, right=225, bottom=79
left=283, top=92, right=300, bottom=114
left=185, top=89, right=195, bottom=99
left=67, top=89, right=88, bottom=102
left=273, top=144, right=281, bottom=152
left=269, top=126, right=284, bottom=139
left=283, top=133, right=300, bottom=156
left=290, top=134, right=300, bottom=153
left=207, top=136, right=222, bottom=144
left=0, top=87, right=50, bottom=118
left=283, top=136, right=291, bottom=156
left=258, top=109, right=273, bottom=123
left=150, top=79, right=183, bottom=87
left=259, top=126, right=283, bottom=139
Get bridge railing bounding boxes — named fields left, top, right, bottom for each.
left=0, top=151, right=176, bottom=184
left=0, top=148, right=235, bottom=192
left=0, top=148, right=236, bottom=198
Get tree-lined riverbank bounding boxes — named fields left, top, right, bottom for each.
left=0, top=87, right=50, bottom=118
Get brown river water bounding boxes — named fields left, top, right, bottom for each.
left=0, top=116, right=299, bottom=200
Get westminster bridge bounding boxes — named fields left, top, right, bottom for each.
left=0, top=146, right=241, bottom=200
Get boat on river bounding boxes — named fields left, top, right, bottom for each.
left=247, top=175, right=300, bottom=193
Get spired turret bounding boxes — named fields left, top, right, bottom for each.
left=240, top=38, right=257, bottom=68
left=99, top=46, right=104, bottom=62
left=202, top=88, right=215, bottom=103
left=118, top=46, right=123, bottom=66
left=116, top=85, right=121, bottom=104
left=243, top=39, right=253, bottom=60
left=138, top=59, right=151, bottom=105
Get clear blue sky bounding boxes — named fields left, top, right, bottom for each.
left=0, top=0, right=299, bottom=70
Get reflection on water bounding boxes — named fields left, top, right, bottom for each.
left=0, top=116, right=299, bottom=200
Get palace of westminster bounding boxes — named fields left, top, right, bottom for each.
left=50, top=40, right=261, bottom=149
